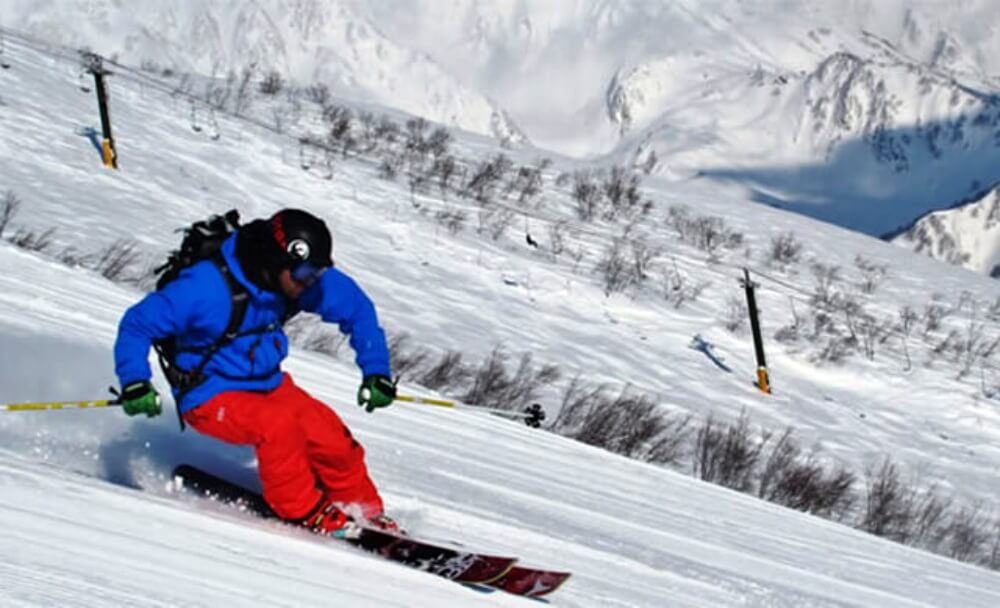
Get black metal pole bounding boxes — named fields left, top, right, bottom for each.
left=741, top=268, right=771, bottom=394
left=90, top=57, right=117, bottom=169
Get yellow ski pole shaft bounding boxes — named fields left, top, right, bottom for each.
left=395, top=394, right=457, bottom=408
left=0, top=399, right=119, bottom=412
left=395, top=394, right=534, bottom=419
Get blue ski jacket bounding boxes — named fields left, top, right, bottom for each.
left=114, top=234, right=391, bottom=413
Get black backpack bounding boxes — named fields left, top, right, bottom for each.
left=152, top=209, right=250, bottom=401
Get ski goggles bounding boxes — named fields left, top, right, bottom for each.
left=290, top=260, right=328, bottom=287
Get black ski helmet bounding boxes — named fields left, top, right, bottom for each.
left=235, top=208, right=333, bottom=291
left=268, top=208, right=334, bottom=270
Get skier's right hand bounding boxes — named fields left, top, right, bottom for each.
left=119, top=380, right=162, bottom=417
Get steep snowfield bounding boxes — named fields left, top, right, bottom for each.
left=2, top=16, right=1000, bottom=607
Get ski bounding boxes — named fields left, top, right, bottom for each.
left=171, top=465, right=515, bottom=585
left=485, top=566, right=572, bottom=598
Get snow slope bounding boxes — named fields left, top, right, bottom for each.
left=8, top=0, right=1000, bottom=273
left=2, top=18, right=1000, bottom=608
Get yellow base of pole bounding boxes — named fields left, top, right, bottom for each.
left=756, top=367, right=771, bottom=394
left=102, top=139, right=117, bottom=169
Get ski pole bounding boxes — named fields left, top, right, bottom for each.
left=0, top=399, right=119, bottom=412
left=396, top=394, right=545, bottom=426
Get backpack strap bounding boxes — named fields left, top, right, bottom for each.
left=155, top=253, right=250, bottom=430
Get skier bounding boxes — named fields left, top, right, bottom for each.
left=113, top=208, right=398, bottom=535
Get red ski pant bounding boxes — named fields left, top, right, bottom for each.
left=183, top=373, right=384, bottom=521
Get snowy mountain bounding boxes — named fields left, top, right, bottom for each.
left=892, top=184, right=1000, bottom=276
left=7, top=0, right=1000, bottom=272
left=4, top=3, right=1000, bottom=606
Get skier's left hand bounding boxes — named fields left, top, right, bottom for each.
left=358, top=375, right=396, bottom=413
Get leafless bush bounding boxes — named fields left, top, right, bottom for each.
left=897, top=305, right=919, bottom=371
left=665, top=205, right=743, bottom=258
left=415, top=351, right=470, bottom=391
left=646, top=411, right=695, bottom=466
left=662, top=258, right=710, bottom=308
left=551, top=378, right=692, bottom=462
left=0, top=190, right=19, bottom=238
left=596, top=238, right=640, bottom=296
left=601, top=166, right=649, bottom=221
left=8, top=226, right=55, bottom=252
left=434, top=208, right=468, bottom=235
left=258, top=69, right=284, bottom=95
left=857, top=311, right=892, bottom=361
left=548, top=220, right=568, bottom=258
left=810, top=263, right=843, bottom=309
left=921, top=302, right=951, bottom=337
left=477, top=205, right=516, bottom=241
left=92, top=238, right=142, bottom=283
left=858, top=458, right=941, bottom=543
left=572, top=171, right=601, bottom=221
left=854, top=254, right=888, bottom=294
left=232, top=66, right=256, bottom=116
left=757, top=429, right=856, bottom=519
left=774, top=297, right=803, bottom=343
left=378, top=153, right=403, bottom=181
left=464, top=154, right=512, bottom=203
left=693, top=412, right=764, bottom=492
left=432, top=155, right=459, bottom=197
left=388, top=332, right=432, bottom=378
left=814, top=333, right=856, bottom=364
left=767, top=232, right=803, bottom=267
left=723, top=295, right=747, bottom=333
left=306, top=82, right=331, bottom=106
left=461, top=348, right=560, bottom=411
left=943, top=504, right=991, bottom=562
left=285, top=315, right=347, bottom=357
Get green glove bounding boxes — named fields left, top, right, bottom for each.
left=119, top=381, right=162, bottom=417
left=358, top=375, right=396, bottom=413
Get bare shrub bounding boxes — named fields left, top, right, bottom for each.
left=662, top=258, right=710, bottom=308
left=854, top=254, right=888, bottom=294
left=596, top=238, right=639, bottom=296
left=665, top=205, right=743, bottom=258
left=461, top=348, right=560, bottom=410
left=921, top=302, right=951, bottom=337
left=810, top=263, right=842, bottom=309
left=0, top=190, right=19, bottom=238
left=434, top=208, right=468, bottom=235
left=432, top=155, right=458, bottom=197
left=601, top=166, right=647, bottom=221
left=723, top=295, right=747, bottom=333
left=774, top=297, right=803, bottom=343
left=388, top=332, right=432, bottom=378
left=306, top=82, right=331, bottom=106
left=757, top=428, right=856, bottom=519
left=551, top=379, right=692, bottom=462
left=258, top=69, right=284, bottom=95
left=92, top=238, right=142, bottom=283
left=767, top=232, right=803, bottom=267
left=285, top=315, right=347, bottom=357
left=646, top=411, right=695, bottom=465
left=858, top=458, right=942, bottom=543
left=897, top=305, right=919, bottom=371
left=478, top=206, right=516, bottom=241
left=8, top=226, right=55, bottom=252
left=943, top=504, right=991, bottom=562
left=572, top=171, right=601, bottom=221
left=693, top=412, right=764, bottom=492
left=464, top=154, right=512, bottom=203
left=415, top=351, right=469, bottom=391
